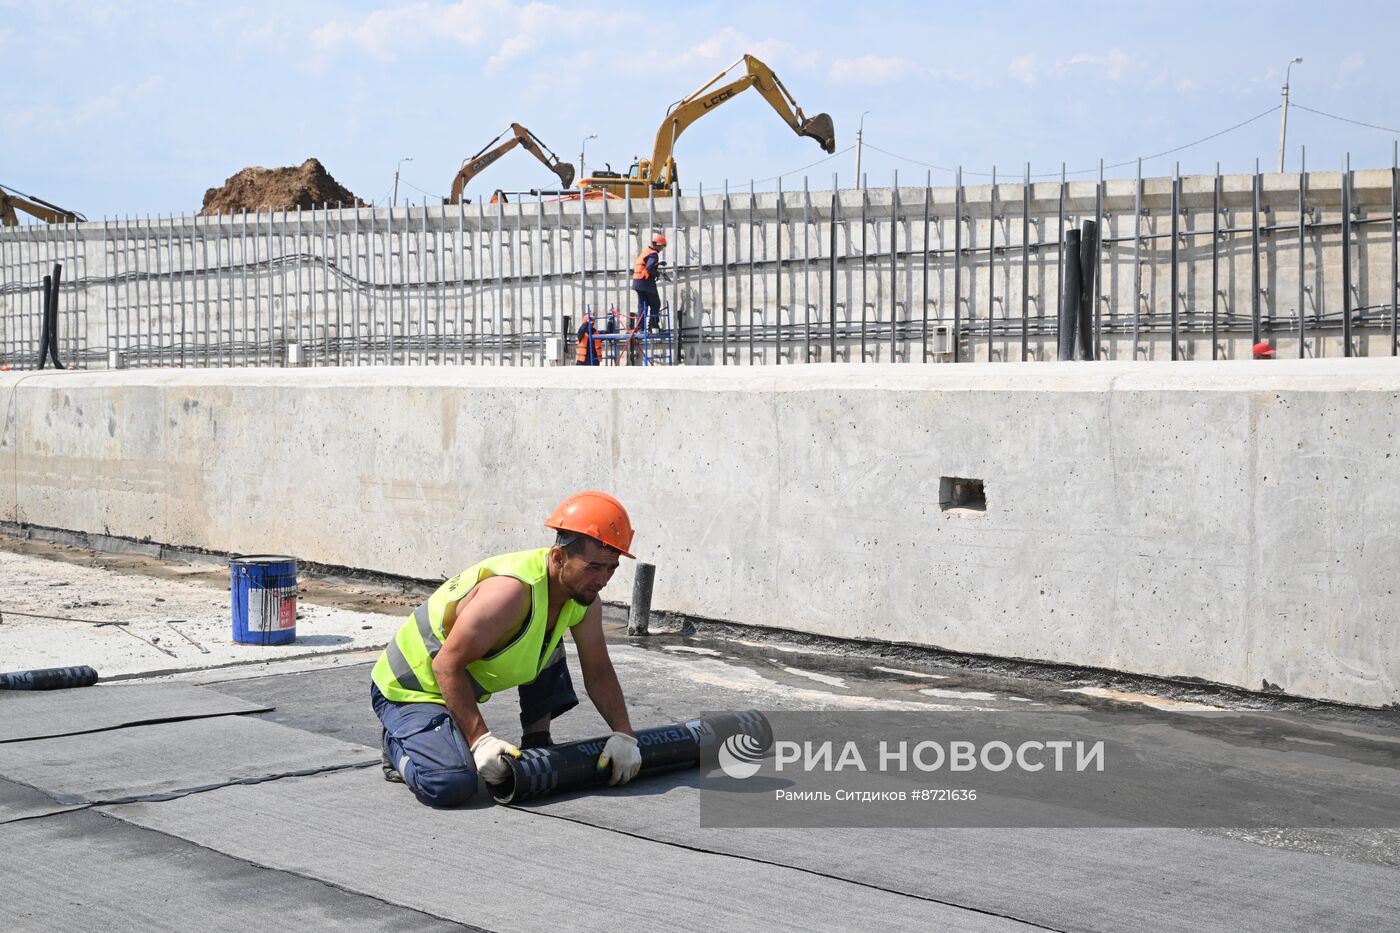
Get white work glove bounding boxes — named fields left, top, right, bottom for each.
left=470, top=732, right=520, bottom=785
left=597, top=731, right=642, bottom=786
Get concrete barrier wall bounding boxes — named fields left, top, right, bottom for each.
left=3, top=361, right=1398, bottom=706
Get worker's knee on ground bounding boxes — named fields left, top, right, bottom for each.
left=409, top=765, right=479, bottom=807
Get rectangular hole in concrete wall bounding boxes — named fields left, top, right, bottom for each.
left=939, top=477, right=986, bottom=513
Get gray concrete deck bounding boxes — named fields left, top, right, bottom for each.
left=2, top=538, right=1398, bottom=931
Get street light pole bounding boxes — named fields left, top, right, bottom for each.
left=579, top=134, right=597, bottom=187
left=855, top=111, right=870, bottom=187
left=1277, top=57, right=1302, bottom=173
left=393, top=156, right=413, bottom=207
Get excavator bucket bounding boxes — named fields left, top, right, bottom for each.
left=799, top=113, right=836, bottom=154
left=553, top=163, right=576, bottom=189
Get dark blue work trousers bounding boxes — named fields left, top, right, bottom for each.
left=371, top=645, right=578, bottom=807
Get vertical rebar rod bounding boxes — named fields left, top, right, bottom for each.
left=1170, top=163, right=1180, bottom=360
left=176, top=214, right=187, bottom=368
left=1212, top=164, right=1221, bottom=360
left=776, top=178, right=784, bottom=364
left=601, top=193, right=611, bottom=360
left=921, top=174, right=931, bottom=362
left=1392, top=141, right=1398, bottom=356
left=828, top=177, right=838, bottom=362
left=1093, top=159, right=1103, bottom=358
left=455, top=200, right=465, bottom=365
left=669, top=187, right=678, bottom=365
left=352, top=203, right=364, bottom=364
left=860, top=181, right=868, bottom=361
left=418, top=201, right=428, bottom=364
left=240, top=211, right=250, bottom=367
left=1342, top=153, right=1353, bottom=357
left=1056, top=163, right=1065, bottom=359
left=953, top=167, right=963, bottom=363
left=575, top=195, right=585, bottom=364
left=1021, top=163, right=1030, bottom=361
left=215, top=213, right=225, bottom=367
left=988, top=166, right=997, bottom=361
left=749, top=181, right=756, bottom=365
left=1132, top=158, right=1142, bottom=358
left=1251, top=160, right=1262, bottom=346
left=1298, top=149, right=1307, bottom=358
left=369, top=207, right=379, bottom=364
left=721, top=181, right=729, bottom=364
left=803, top=176, right=811, bottom=362
left=696, top=183, right=706, bottom=364
left=537, top=195, right=545, bottom=365
left=888, top=170, right=898, bottom=362
left=495, top=200, right=506, bottom=364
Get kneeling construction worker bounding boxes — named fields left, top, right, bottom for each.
left=370, top=491, right=642, bottom=805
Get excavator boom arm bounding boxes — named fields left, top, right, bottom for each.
left=449, top=123, right=575, bottom=204
left=0, top=185, right=85, bottom=227
left=646, top=54, right=835, bottom=189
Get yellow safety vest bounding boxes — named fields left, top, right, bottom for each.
left=370, top=548, right=587, bottom=705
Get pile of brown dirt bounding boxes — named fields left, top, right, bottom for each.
left=199, top=158, right=366, bottom=215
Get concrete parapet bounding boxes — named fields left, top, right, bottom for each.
left=2, top=359, right=1397, bottom=705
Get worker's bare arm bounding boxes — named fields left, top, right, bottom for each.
left=431, top=576, right=530, bottom=745
left=571, top=603, right=635, bottom=736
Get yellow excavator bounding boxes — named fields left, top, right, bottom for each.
left=0, top=183, right=85, bottom=227
left=579, top=54, right=835, bottom=199
left=448, top=124, right=575, bottom=204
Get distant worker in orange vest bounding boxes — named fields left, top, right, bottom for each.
left=1252, top=340, right=1276, bottom=360
left=630, top=233, right=667, bottom=333
left=576, top=311, right=602, bottom=366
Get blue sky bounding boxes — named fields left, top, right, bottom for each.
left=3, top=0, right=1399, bottom=218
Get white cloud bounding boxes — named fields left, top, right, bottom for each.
left=1175, top=78, right=1198, bottom=92
left=1008, top=54, right=1036, bottom=85
left=1063, top=47, right=1132, bottom=81
left=1340, top=51, right=1366, bottom=75
left=830, top=55, right=922, bottom=85
left=309, top=0, right=562, bottom=66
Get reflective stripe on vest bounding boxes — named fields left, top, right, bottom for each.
left=632, top=247, right=657, bottom=280
left=370, top=548, right=587, bottom=706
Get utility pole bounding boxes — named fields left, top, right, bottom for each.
left=393, top=156, right=413, bottom=207
left=579, top=134, right=597, bottom=187
left=1277, top=58, right=1302, bottom=172
left=854, top=111, right=870, bottom=186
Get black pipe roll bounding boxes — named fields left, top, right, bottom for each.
left=490, top=710, right=772, bottom=804
left=0, top=665, right=99, bottom=690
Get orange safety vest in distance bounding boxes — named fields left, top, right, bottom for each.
left=576, top=325, right=601, bottom=363
left=632, top=247, right=658, bottom=281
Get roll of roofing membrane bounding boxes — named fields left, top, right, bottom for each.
left=490, top=709, right=772, bottom=804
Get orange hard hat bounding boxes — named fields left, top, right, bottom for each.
left=545, top=491, right=635, bottom=558
left=1252, top=341, right=1275, bottom=358
left=652, top=233, right=667, bottom=247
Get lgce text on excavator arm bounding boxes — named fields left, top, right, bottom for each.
left=0, top=184, right=85, bottom=227
left=579, top=54, right=835, bottom=199
left=448, top=124, right=575, bottom=204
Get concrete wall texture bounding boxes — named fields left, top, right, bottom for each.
left=3, top=360, right=1398, bottom=706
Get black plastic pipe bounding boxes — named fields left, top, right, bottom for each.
left=1058, top=230, right=1082, bottom=361
left=37, top=274, right=52, bottom=369
left=48, top=262, right=64, bottom=369
left=490, top=710, right=772, bottom=804
left=1078, top=221, right=1099, bottom=360
left=0, top=665, right=99, bottom=690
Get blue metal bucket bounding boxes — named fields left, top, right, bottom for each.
left=230, top=555, right=298, bottom=646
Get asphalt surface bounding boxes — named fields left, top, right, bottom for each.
left=3, top=538, right=1399, bottom=931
